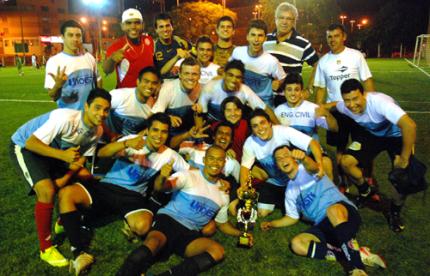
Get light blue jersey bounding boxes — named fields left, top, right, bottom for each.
left=158, top=169, right=229, bottom=231
left=284, top=164, right=355, bottom=224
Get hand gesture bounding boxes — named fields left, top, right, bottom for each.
left=315, top=106, right=329, bottom=118
left=192, top=103, right=203, bottom=114
left=260, top=221, right=273, bottom=231
left=48, top=66, right=67, bottom=89
left=69, top=156, right=87, bottom=172
left=176, top=48, right=190, bottom=59
left=218, top=179, right=231, bottom=193
left=111, top=44, right=130, bottom=63
left=189, top=125, right=210, bottom=139
left=290, top=149, right=306, bottom=161
left=394, top=155, right=409, bottom=169
left=169, top=115, right=183, bottom=128
left=125, top=135, right=145, bottom=150
left=302, top=88, right=311, bottom=100
left=316, top=162, right=325, bottom=179
left=160, top=160, right=174, bottom=178
left=62, top=146, right=81, bottom=163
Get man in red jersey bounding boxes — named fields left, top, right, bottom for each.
left=103, top=8, right=154, bottom=88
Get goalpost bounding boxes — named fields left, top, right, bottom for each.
left=412, top=34, right=430, bottom=68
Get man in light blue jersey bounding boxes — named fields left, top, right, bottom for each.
left=117, top=145, right=246, bottom=276
left=261, top=145, right=386, bottom=275
left=337, top=79, right=417, bottom=232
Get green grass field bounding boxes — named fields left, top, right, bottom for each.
left=0, top=59, right=429, bottom=275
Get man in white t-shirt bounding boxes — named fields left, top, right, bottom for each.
left=230, top=19, right=286, bottom=107
left=337, top=79, right=417, bottom=233
left=9, top=89, right=111, bottom=267
left=45, top=20, right=101, bottom=110
left=106, top=66, right=161, bottom=136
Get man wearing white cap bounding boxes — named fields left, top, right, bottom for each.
left=103, top=8, right=154, bottom=88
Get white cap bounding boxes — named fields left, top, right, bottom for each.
left=122, top=8, right=143, bottom=23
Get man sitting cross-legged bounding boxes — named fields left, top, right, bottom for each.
left=57, top=113, right=189, bottom=274
left=261, top=145, right=386, bottom=276
left=117, top=145, right=246, bottom=276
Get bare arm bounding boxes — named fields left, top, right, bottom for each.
left=97, top=135, right=145, bottom=158
left=47, top=66, right=67, bottom=101
left=363, top=77, right=375, bottom=92
left=25, top=135, right=79, bottom=163
left=102, top=57, right=116, bottom=75
left=395, top=114, right=417, bottom=168
left=260, top=215, right=299, bottom=231
left=264, top=106, right=280, bottom=125
left=160, top=49, right=189, bottom=76
left=315, top=87, right=326, bottom=105
left=239, top=165, right=251, bottom=187
left=308, top=139, right=324, bottom=177
left=315, top=106, right=338, bottom=132
left=217, top=221, right=242, bottom=237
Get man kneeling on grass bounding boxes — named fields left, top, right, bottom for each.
left=117, top=145, right=246, bottom=276
left=261, top=145, right=386, bottom=276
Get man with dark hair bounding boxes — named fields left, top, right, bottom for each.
left=230, top=19, right=286, bottom=107
left=214, top=16, right=236, bottom=67
left=152, top=57, right=201, bottom=134
left=103, top=8, right=154, bottom=88
left=264, top=2, right=319, bottom=106
left=198, top=59, right=279, bottom=123
left=58, top=112, right=190, bottom=274
left=261, top=145, right=386, bottom=276
left=241, top=108, right=323, bottom=217
left=45, top=20, right=101, bottom=110
left=117, top=145, right=245, bottom=276
left=106, top=66, right=161, bottom=136
left=337, top=79, right=417, bottom=232
left=154, top=13, right=192, bottom=80
left=9, top=88, right=111, bottom=267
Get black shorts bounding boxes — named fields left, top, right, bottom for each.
left=303, top=201, right=361, bottom=247
left=345, top=128, right=402, bottom=168
left=152, top=214, right=202, bottom=257
left=257, top=182, right=286, bottom=213
left=9, top=142, right=68, bottom=193
left=326, top=109, right=353, bottom=150
left=80, top=180, right=159, bottom=218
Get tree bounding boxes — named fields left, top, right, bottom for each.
left=170, top=1, right=237, bottom=43
left=258, top=0, right=340, bottom=44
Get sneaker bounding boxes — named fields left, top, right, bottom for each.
left=69, top=252, right=94, bottom=276
left=349, top=268, right=368, bottom=276
left=54, top=219, right=65, bottom=235
left=40, top=245, right=69, bottom=267
left=359, top=247, right=387, bottom=269
left=121, top=221, right=139, bottom=243
left=388, top=212, right=405, bottom=232
left=356, top=186, right=381, bottom=208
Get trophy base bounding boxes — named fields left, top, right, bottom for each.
left=237, top=235, right=252, bottom=249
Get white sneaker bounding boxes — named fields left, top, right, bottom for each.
left=360, top=246, right=387, bottom=269
left=69, top=252, right=94, bottom=275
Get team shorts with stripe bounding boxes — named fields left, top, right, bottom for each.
left=9, top=142, right=68, bottom=193
left=303, top=201, right=361, bottom=247
left=78, top=180, right=159, bottom=219
left=151, top=214, right=202, bottom=257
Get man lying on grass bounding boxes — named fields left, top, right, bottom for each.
left=117, top=145, right=246, bottom=276
left=261, top=145, right=386, bottom=276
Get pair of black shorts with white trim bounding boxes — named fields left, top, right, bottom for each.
left=257, top=182, right=286, bottom=213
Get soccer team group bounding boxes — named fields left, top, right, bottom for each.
left=9, top=2, right=419, bottom=276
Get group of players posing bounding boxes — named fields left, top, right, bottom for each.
left=9, top=2, right=417, bottom=276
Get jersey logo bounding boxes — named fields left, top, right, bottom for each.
left=348, top=141, right=362, bottom=151
left=144, top=38, right=151, bottom=46
left=338, top=66, right=348, bottom=73
left=155, top=51, right=163, bottom=61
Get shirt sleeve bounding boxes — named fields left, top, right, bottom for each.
left=373, top=94, right=406, bottom=125
left=313, top=58, right=326, bottom=88
left=214, top=193, right=230, bottom=224
left=109, top=89, right=123, bottom=109
left=357, top=52, right=372, bottom=81
left=272, top=57, right=287, bottom=80
left=241, top=139, right=256, bottom=169
left=226, top=158, right=241, bottom=183
left=172, top=152, right=191, bottom=172
left=281, top=126, right=312, bottom=151
left=284, top=188, right=300, bottom=220
left=32, top=111, right=70, bottom=145
left=198, top=85, right=212, bottom=113
left=303, top=42, right=319, bottom=66
left=151, top=85, right=170, bottom=113
left=166, top=171, right=187, bottom=191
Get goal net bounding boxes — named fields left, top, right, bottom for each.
left=412, top=34, right=430, bottom=68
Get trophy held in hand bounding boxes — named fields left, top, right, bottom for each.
left=237, top=175, right=259, bottom=248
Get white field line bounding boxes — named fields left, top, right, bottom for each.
left=0, top=98, right=52, bottom=103
left=404, top=59, right=430, bottom=78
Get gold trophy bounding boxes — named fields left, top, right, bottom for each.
left=237, top=175, right=259, bottom=248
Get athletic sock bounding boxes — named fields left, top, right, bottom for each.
left=60, top=211, right=84, bottom=256
left=334, top=222, right=364, bottom=270
left=158, top=252, right=217, bottom=276
left=390, top=202, right=403, bottom=215
left=117, top=245, right=154, bottom=276
left=35, top=201, right=54, bottom=251
left=306, top=241, right=328, bottom=260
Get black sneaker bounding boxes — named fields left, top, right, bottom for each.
left=355, top=186, right=381, bottom=208
left=388, top=212, right=405, bottom=233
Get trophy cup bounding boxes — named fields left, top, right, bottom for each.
left=237, top=175, right=259, bottom=248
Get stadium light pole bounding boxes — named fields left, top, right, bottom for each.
left=82, top=0, right=105, bottom=61
left=339, top=15, right=347, bottom=25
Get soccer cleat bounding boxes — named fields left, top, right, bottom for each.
left=40, top=245, right=69, bottom=267
left=388, top=212, right=405, bottom=232
left=121, top=221, right=139, bottom=243
left=355, top=186, right=381, bottom=208
left=54, top=219, right=65, bottom=235
left=359, top=247, right=387, bottom=269
left=69, top=252, right=94, bottom=276
left=349, top=268, right=368, bottom=276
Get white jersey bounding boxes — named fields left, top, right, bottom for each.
left=106, top=88, right=155, bottom=135
left=152, top=78, right=200, bottom=118
left=336, top=92, right=405, bottom=137
left=179, top=141, right=240, bottom=182
left=242, top=125, right=312, bottom=186
left=198, top=78, right=266, bottom=121
left=314, top=47, right=372, bottom=103
left=275, top=100, right=328, bottom=139
left=45, top=52, right=99, bottom=110
left=158, top=169, right=230, bottom=231
left=230, top=46, right=286, bottom=105
left=11, top=109, right=102, bottom=156
left=101, top=135, right=190, bottom=195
